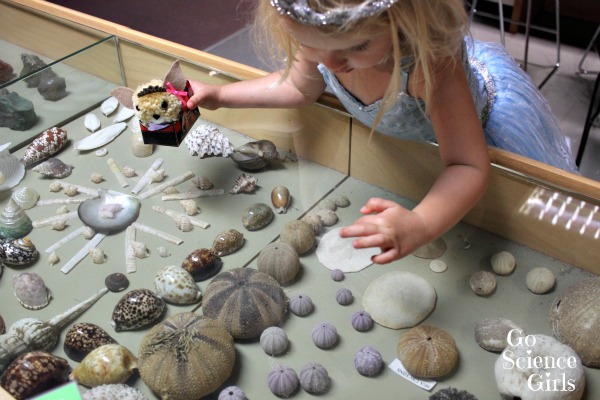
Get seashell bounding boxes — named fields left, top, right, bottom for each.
left=149, top=168, right=165, bottom=182
left=88, top=247, right=107, bottom=264
left=0, top=143, right=25, bottom=191
left=185, top=125, right=234, bottom=158
left=70, top=344, right=137, bottom=387
left=0, top=351, right=71, bottom=400
left=0, top=237, right=39, bottom=265
left=0, top=287, right=109, bottom=371
left=335, top=195, right=350, bottom=207
left=495, top=334, right=585, bottom=399
left=82, top=384, right=148, bottom=400
left=397, top=325, right=458, bottom=379
left=64, top=185, right=78, bottom=196
left=110, top=288, right=165, bottom=331
left=112, top=107, right=135, bottom=123
left=268, top=365, right=299, bottom=397
left=429, top=259, right=448, bottom=273
left=0, top=198, right=32, bottom=239
left=231, top=139, right=279, bottom=170
left=354, top=346, right=383, bottom=376
left=241, top=202, right=274, bottom=231
left=280, top=220, right=315, bottom=255
left=105, top=273, right=129, bottom=292
left=90, top=172, right=104, bottom=183
left=469, top=270, right=497, bottom=296
left=82, top=226, right=96, bottom=239
left=192, top=176, right=213, bottom=190
left=319, top=198, right=337, bottom=211
left=317, top=227, right=382, bottom=272
left=525, top=266, right=555, bottom=294
left=74, top=122, right=127, bottom=151
left=317, top=208, right=338, bottom=226
left=174, top=215, right=192, bottom=232
left=490, top=250, right=516, bottom=275
left=260, top=326, right=289, bottom=356
left=299, top=363, right=330, bottom=395
left=312, top=322, right=338, bottom=349
left=412, top=237, right=447, bottom=259
left=549, top=277, right=600, bottom=367
left=229, top=173, right=258, bottom=194
left=13, top=272, right=51, bottom=310
left=78, top=189, right=141, bottom=234
left=20, top=127, right=68, bottom=167
left=363, top=271, right=436, bottom=329
left=211, top=229, right=244, bottom=256
left=121, top=166, right=136, bottom=177
left=48, top=181, right=62, bottom=192
left=351, top=310, right=374, bottom=332
left=289, top=293, right=314, bottom=317
left=94, top=148, right=108, bottom=157
left=47, top=251, right=59, bottom=266
left=138, top=312, right=235, bottom=400
left=218, top=386, right=246, bottom=400
left=203, top=268, right=287, bottom=339
left=100, top=96, right=118, bottom=116
left=474, top=318, right=524, bottom=353
left=257, top=242, right=300, bottom=285
left=130, top=131, right=153, bottom=157
left=179, top=199, right=199, bottom=215
left=154, top=265, right=201, bottom=304
left=52, top=219, right=67, bottom=231
left=181, top=248, right=222, bottom=281
left=31, top=157, right=74, bottom=178
left=84, top=113, right=101, bottom=132
left=336, top=287, right=353, bottom=305
left=330, top=268, right=344, bottom=281
left=11, top=187, right=39, bottom=210
left=157, top=246, right=171, bottom=257
left=271, top=186, right=290, bottom=213
left=63, top=322, right=118, bottom=362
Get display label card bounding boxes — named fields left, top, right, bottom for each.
left=30, top=382, right=82, bottom=400
left=388, top=358, right=437, bottom=391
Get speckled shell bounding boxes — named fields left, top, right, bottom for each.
left=154, top=266, right=201, bottom=304
left=525, top=266, right=555, bottom=294
left=0, top=237, right=39, bottom=265
left=354, top=346, right=383, bottom=376
left=299, top=363, right=330, bottom=394
left=470, top=270, right=497, bottom=296
left=202, top=268, right=288, bottom=339
left=397, top=325, right=458, bottom=379
left=491, top=250, right=516, bottom=275
left=182, top=248, right=222, bottom=281
left=218, top=386, right=246, bottom=400
left=0, top=198, right=33, bottom=239
left=279, top=220, right=315, bottom=255
left=63, top=322, right=118, bottom=362
left=0, top=351, right=71, bottom=400
left=257, top=242, right=300, bottom=286
left=268, top=365, right=299, bottom=397
left=271, top=186, right=290, bottom=213
left=20, top=127, right=68, bottom=167
left=70, top=344, right=137, bottom=387
left=13, top=272, right=51, bottom=310
left=289, top=293, right=314, bottom=317
left=110, top=289, right=165, bottom=331
left=31, top=157, right=74, bottom=178
left=260, top=326, right=289, bottom=356
left=335, top=288, right=353, bottom=305
left=82, top=384, right=148, bottom=400
left=311, top=322, right=338, bottom=349
left=211, top=229, right=244, bottom=256
left=351, top=310, right=374, bottom=332
left=241, top=202, right=274, bottom=231
left=138, top=312, right=235, bottom=400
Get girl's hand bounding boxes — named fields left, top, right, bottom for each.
left=339, top=197, right=430, bottom=264
left=186, top=80, right=222, bottom=110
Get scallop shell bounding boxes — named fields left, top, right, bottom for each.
left=211, top=229, right=244, bottom=256
left=13, top=272, right=52, bottom=310
left=289, top=293, right=314, bottom=317
left=70, top=344, right=137, bottom=387
left=101, top=96, right=119, bottom=116
left=525, top=266, right=555, bottom=294
left=354, top=346, right=383, bottom=377
left=112, top=107, right=135, bottom=123
left=84, top=113, right=101, bottom=132
left=474, top=318, right=524, bottom=352
left=31, top=157, right=74, bottom=178
left=74, top=122, right=127, bottom=151
left=351, top=310, right=374, bottom=332
left=105, top=273, right=129, bottom=292
left=20, top=127, right=68, bottom=167
left=0, top=143, right=25, bottom=191
left=154, top=265, right=201, bottom=304
left=280, top=220, right=315, bottom=255
left=470, top=270, right=497, bottom=296
left=185, top=125, right=234, bottom=158
left=299, top=363, right=330, bottom=395
left=88, top=247, right=107, bottom=264
left=242, top=202, right=274, bottom=231
left=260, top=326, right=289, bottom=356
left=268, top=365, right=299, bottom=397
left=0, top=198, right=33, bottom=239
left=82, top=384, right=148, bottom=400
left=218, top=386, right=246, bottom=400
left=257, top=242, right=300, bottom=285
left=491, top=250, right=516, bottom=275
left=412, top=237, right=447, bottom=259
left=63, top=322, right=118, bottom=362
left=335, top=287, right=353, bottom=305
left=229, top=173, right=258, bottom=195
left=0, top=237, right=39, bottom=265
left=271, top=186, right=290, bottom=213
left=231, top=140, right=279, bottom=170
left=110, top=289, right=165, bottom=331
left=311, top=322, right=338, bottom=349
left=11, top=187, right=39, bottom=210
left=397, top=325, right=458, bottom=379
left=181, top=248, right=222, bottom=281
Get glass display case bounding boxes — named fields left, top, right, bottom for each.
left=0, top=1, right=599, bottom=399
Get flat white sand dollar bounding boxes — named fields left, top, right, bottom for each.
left=316, top=227, right=379, bottom=272
left=363, top=271, right=436, bottom=329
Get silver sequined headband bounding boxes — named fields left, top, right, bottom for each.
left=271, top=0, right=398, bottom=26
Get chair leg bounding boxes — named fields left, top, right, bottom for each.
left=576, top=72, right=600, bottom=166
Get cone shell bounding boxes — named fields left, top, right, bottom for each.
left=20, top=127, right=68, bottom=167
left=397, top=325, right=458, bottom=379
left=70, top=344, right=137, bottom=387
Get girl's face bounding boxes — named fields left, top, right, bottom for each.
left=280, top=17, right=392, bottom=74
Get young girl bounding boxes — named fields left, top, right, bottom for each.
left=187, top=0, right=578, bottom=264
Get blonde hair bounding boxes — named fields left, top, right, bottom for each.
left=253, top=0, right=468, bottom=126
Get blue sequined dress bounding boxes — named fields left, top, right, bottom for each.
left=318, top=37, right=578, bottom=173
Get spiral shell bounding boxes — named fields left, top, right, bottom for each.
left=70, top=344, right=137, bottom=387
left=13, top=272, right=52, bottom=310
left=397, top=325, right=458, bottom=379
left=311, top=322, right=338, bottom=349
left=20, top=127, right=68, bottom=167
left=110, top=289, right=165, bottom=331
left=260, top=326, right=289, bottom=356
left=154, top=265, right=201, bottom=304
left=11, top=187, right=39, bottom=210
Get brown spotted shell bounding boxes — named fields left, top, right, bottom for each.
left=110, top=289, right=165, bottom=331
left=13, top=272, right=52, bottom=310
left=211, top=229, right=244, bottom=256
left=63, top=322, right=118, bottom=362
left=20, top=127, right=68, bottom=167
left=397, top=325, right=458, bottom=379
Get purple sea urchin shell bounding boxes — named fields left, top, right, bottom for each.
left=260, top=326, right=289, bottom=356
left=335, top=288, right=353, bottom=305
left=218, top=386, right=246, bottom=400
left=351, top=310, right=374, bottom=332
left=299, top=363, right=330, bottom=394
left=311, top=322, right=338, bottom=349
left=268, top=365, right=299, bottom=397
left=330, top=268, right=344, bottom=281
left=289, top=294, right=314, bottom=316
left=354, top=346, right=383, bottom=376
